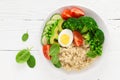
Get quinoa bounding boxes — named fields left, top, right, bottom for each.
left=59, top=41, right=96, bottom=71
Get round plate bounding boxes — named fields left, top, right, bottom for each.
left=40, top=5, right=109, bottom=80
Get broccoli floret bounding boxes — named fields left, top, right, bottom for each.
left=83, top=32, right=91, bottom=41
left=87, top=50, right=97, bottom=58
left=78, top=16, right=98, bottom=32
left=80, top=26, right=88, bottom=34
left=62, top=16, right=104, bottom=58
left=94, top=28, right=105, bottom=45
left=62, top=18, right=83, bottom=31
left=87, top=38, right=103, bottom=58
left=95, top=45, right=102, bottom=56
left=87, top=44, right=103, bottom=58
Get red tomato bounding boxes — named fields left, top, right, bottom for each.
left=70, top=7, right=85, bottom=18
left=42, top=45, right=51, bottom=60
left=61, top=9, right=71, bottom=20
left=73, top=31, right=83, bottom=46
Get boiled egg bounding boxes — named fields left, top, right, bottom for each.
left=58, top=29, right=73, bottom=47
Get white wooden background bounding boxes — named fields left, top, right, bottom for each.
left=0, top=0, right=120, bottom=80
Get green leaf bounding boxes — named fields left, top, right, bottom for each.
left=54, top=61, right=61, bottom=68
left=16, top=49, right=31, bottom=63
left=51, top=56, right=59, bottom=64
left=51, top=56, right=61, bottom=68
left=27, top=55, right=36, bottom=68
left=50, top=44, right=60, bottom=56
left=49, top=44, right=61, bottom=68
left=22, top=32, right=29, bottom=42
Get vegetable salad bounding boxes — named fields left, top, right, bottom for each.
left=41, top=7, right=104, bottom=69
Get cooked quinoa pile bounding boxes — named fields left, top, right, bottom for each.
left=59, top=42, right=96, bottom=71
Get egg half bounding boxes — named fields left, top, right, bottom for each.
left=58, top=29, right=73, bottom=47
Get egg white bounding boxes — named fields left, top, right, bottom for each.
left=58, top=29, right=73, bottom=47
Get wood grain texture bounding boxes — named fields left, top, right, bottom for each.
left=0, top=0, right=120, bottom=80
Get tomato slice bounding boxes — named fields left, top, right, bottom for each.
left=42, top=45, right=51, bottom=60
left=70, top=7, right=85, bottom=18
left=73, top=31, right=83, bottom=46
left=61, top=9, right=72, bottom=20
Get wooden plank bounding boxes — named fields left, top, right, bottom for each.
left=0, top=19, right=118, bottom=51
left=0, top=29, right=42, bottom=50
left=0, top=51, right=119, bottom=80
left=0, top=51, right=51, bottom=80
left=0, top=0, right=120, bottom=80
left=0, top=0, right=119, bottom=21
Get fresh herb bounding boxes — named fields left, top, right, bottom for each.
left=16, top=49, right=31, bottom=63
left=51, top=55, right=61, bottom=68
left=53, top=61, right=61, bottom=68
left=27, top=55, right=36, bottom=68
left=16, top=48, right=36, bottom=68
left=51, top=55, right=59, bottom=64
left=49, top=44, right=61, bottom=68
left=50, top=44, right=60, bottom=56
left=22, top=32, right=29, bottom=42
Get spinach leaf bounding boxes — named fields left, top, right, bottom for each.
left=54, top=61, right=61, bottom=68
left=50, top=44, right=60, bottom=56
left=16, top=49, right=30, bottom=63
left=51, top=55, right=59, bottom=64
left=27, top=55, right=36, bottom=68
left=49, top=44, right=61, bottom=68
left=22, top=32, right=29, bottom=42
left=51, top=55, right=61, bottom=68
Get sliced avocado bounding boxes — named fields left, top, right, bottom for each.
left=58, top=19, right=64, bottom=32
left=50, top=26, right=59, bottom=44
left=42, top=16, right=64, bottom=45
left=49, top=19, right=64, bottom=44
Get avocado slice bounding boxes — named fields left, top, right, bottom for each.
left=58, top=19, right=64, bottom=32
left=50, top=25, right=59, bottom=44
left=49, top=19, right=64, bottom=44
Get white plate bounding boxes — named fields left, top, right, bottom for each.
left=40, top=5, right=109, bottom=80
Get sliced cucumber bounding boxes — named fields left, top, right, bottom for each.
left=44, top=25, right=51, bottom=31
left=46, top=20, right=56, bottom=26
left=41, top=36, right=48, bottom=45
left=41, top=14, right=63, bottom=45
left=51, top=14, right=62, bottom=20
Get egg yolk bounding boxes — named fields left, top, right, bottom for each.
left=60, top=34, right=70, bottom=45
